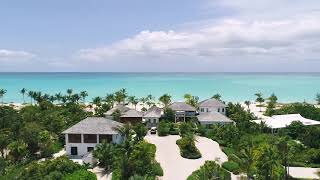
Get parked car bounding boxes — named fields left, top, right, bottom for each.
left=150, top=127, right=157, bottom=134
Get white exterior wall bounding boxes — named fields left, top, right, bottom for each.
left=65, top=134, right=121, bottom=157
left=199, top=106, right=226, bottom=115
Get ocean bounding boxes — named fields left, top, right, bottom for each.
left=0, top=72, right=319, bottom=103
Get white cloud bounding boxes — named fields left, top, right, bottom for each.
left=77, top=17, right=320, bottom=61
left=0, top=49, right=36, bottom=61
left=74, top=0, right=320, bottom=71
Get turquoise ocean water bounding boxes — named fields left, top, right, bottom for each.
left=0, top=72, right=319, bottom=103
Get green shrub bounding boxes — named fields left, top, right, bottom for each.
left=169, top=129, right=179, bottom=135
left=152, top=162, right=163, bottom=176
left=176, top=138, right=201, bottom=159
left=187, top=161, right=231, bottom=180
left=158, top=121, right=170, bottom=136
left=228, top=154, right=242, bottom=163
left=222, top=161, right=240, bottom=174
left=222, top=147, right=236, bottom=156
left=64, top=169, right=97, bottom=180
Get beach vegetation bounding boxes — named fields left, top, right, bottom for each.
left=265, top=93, right=278, bottom=116
left=0, top=89, right=7, bottom=106
left=176, top=122, right=201, bottom=159
left=254, top=92, right=265, bottom=112
left=212, top=93, right=222, bottom=101
left=159, top=93, right=171, bottom=107
left=187, top=161, right=231, bottom=180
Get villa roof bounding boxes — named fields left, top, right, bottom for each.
left=198, top=98, right=227, bottom=107
left=197, top=112, right=233, bottom=124
left=252, top=114, right=320, bottom=129
left=121, top=109, right=144, bottom=118
left=144, top=105, right=162, bottom=118
left=168, top=102, right=196, bottom=112
left=104, top=105, right=130, bottom=116
left=62, top=117, right=122, bottom=135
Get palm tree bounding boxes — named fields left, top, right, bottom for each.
left=28, top=91, right=34, bottom=105
left=316, top=93, right=320, bottom=105
left=66, top=88, right=73, bottom=100
left=114, top=88, right=127, bottom=105
left=0, top=89, right=7, bottom=106
left=140, top=97, right=148, bottom=109
left=255, top=92, right=264, bottom=112
left=184, top=93, right=192, bottom=103
left=244, top=100, right=251, bottom=109
left=212, top=93, right=222, bottom=101
left=80, top=91, right=88, bottom=104
left=71, top=94, right=81, bottom=104
left=255, top=144, right=281, bottom=180
left=159, top=94, right=171, bottom=108
left=55, top=92, right=62, bottom=104
left=92, top=96, right=102, bottom=107
left=49, top=95, right=56, bottom=103
left=128, top=96, right=139, bottom=110
left=105, top=93, right=115, bottom=107
left=20, top=88, right=27, bottom=104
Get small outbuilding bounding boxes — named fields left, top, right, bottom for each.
left=197, top=111, right=234, bottom=127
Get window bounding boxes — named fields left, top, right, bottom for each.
left=153, top=119, right=157, bottom=123
left=222, top=108, right=225, bottom=112
left=87, top=147, right=94, bottom=152
left=206, top=108, right=209, bottom=112
left=99, top=134, right=113, bottom=143
left=218, top=108, right=220, bottom=112
left=200, top=108, right=204, bottom=112
left=68, top=134, right=81, bottom=143
left=71, top=147, right=78, bottom=155
left=84, top=134, right=97, bottom=143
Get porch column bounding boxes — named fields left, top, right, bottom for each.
left=81, top=134, right=84, bottom=143
left=97, top=134, right=99, bottom=143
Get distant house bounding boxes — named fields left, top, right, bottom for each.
left=143, top=105, right=162, bottom=128
left=62, top=117, right=122, bottom=156
left=197, top=111, right=234, bottom=127
left=198, top=98, right=227, bottom=115
left=120, top=109, right=144, bottom=124
left=252, top=114, right=320, bottom=133
left=104, top=104, right=130, bottom=119
left=168, top=102, right=196, bottom=122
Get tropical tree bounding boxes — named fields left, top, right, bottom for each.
left=93, top=142, right=115, bottom=171
left=265, top=93, right=278, bottom=116
left=212, top=93, right=222, bottom=101
left=49, top=95, right=56, bottom=103
left=92, top=96, right=102, bottom=107
left=105, top=93, right=115, bottom=107
left=255, top=92, right=265, bottom=112
left=55, top=92, right=62, bottom=104
left=128, top=96, right=139, bottom=110
left=146, top=94, right=155, bottom=108
left=0, top=89, right=7, bottom=106
left=140, top=97, right=148, bottom=109
left=8, top=140, right=28, bottom=163
left=244, top=100, right=251, bottom=109
left=316, top=93, right=320, bottom=105
left=80, top=91, right=88, bottom=104
left=28, top=91, right=34, bottom=105
left=159, top=94, right=171, bottom=108
left=20, top=88, right=27, bottom=104
left=255, top=144, right=284, bottom=180
left=184, top=94, right=192, bottom=103
left=132, top=123, right=147, bottom=141
left=115, top=88, right=127, bottom=105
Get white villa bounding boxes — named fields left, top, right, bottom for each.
left=197, top=98, right=233, bottom=126
left=253, top=114, right=320, bottom=133
left=198, top=98, right=227, bottom=115
left=143, top=105, right=162, bottom=128
left=62, top=117, right=123, bottom=157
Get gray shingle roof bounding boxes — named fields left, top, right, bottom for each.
left=168, top=102, right=196, bottom=111
left=104, top=105, right=131, bottom=116
left=197, top=112, right=233, bottom=124
left=198, top=98, right=227, bottom=107
left=144, top=105, right=162, bottom=118
left=62, top=117, right=122, bottom=134
left=121, top=109, right=144, bottom=117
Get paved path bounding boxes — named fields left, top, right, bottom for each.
left=288, top=167, right=319, bottom=179
left=145, top=135, right=232, bottom=180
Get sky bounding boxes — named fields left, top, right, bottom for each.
left=1, top=0, right=320, bottom=72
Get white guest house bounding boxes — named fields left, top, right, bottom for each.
left=62, top=117, right=122, bottom=156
